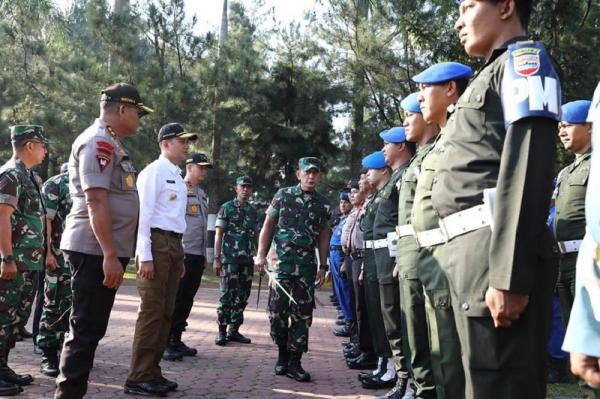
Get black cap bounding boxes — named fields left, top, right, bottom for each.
left=186, top=153, right=213, bottom=168
left=100, top=83, right=154, bottom=116
left=157, top=123, right=198, bottom=142
left=346, top=179, right=359, bottom=190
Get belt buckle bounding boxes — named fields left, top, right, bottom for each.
left=414, top=231, right=422, bottom=248
left=437, top=219, right=450, bottom=243
left=558, top=241, right=566, bottom=254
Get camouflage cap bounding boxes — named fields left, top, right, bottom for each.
left=10, top=125, right=50, bottom=144
left=235, top=176, right=253, bottom=186
left=298, top=157, right=322, bottom=172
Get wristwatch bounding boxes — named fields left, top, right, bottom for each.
left=319, top=264, right=329, bottom=271
left=1, top=255, right=15, bottom=263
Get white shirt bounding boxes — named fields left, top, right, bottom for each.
left=135, top=155, right=187, bottom=262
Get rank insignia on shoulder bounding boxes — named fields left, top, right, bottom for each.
left=97, top=154, right=111, bottom=172
left=501, top=41, right=561, bottom=126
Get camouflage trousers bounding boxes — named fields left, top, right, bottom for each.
left=37, top=252, right=72, bottom=350
left=0, top=270, right=38, bottom=352
left=267, top=276, right=315, bottom=353
left=217, top=262, right=253, bottom=328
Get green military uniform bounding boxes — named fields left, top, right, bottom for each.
left=431, top=40, right=560, bottom=398
left=216, top=198, right=259, bottom=330
left=554, top=150, right=591, bottom=326
left=412, top=132, right=465, bottom=399
left=37, top=172, right=72, bottom=350
left=360, top=193, right=392, bottom=359
left=373, top=164, right=410, bottom=382
left=396, top=138, right=436, bottom=399
left=266, top=184, right=330, bottom=353
left=0, top=160, right=45, bottom=352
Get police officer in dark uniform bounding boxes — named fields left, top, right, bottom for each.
left=554, top=100, right=592, bottom=326
left=56, top=83, right=153, bottom=399
left=433, top=2, right=562, bottom=397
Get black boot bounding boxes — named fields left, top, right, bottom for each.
left=274, top=346, right=288, bottom=376
left=286, top=351, right=311, bottom=382
left=0, top=351, right=33, bottom=385
left=162, top=344, right=183, bottom=361
left=0, top=378, right=19, bottom=396
left=40, top=349, right=60, bottom=377
left=169, top=330, right=197, bottom=356
left=215, top=325, right=227, bottom=346
left=227, top=328, right=251, bottom=344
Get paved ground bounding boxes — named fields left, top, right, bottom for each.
left=13, top=281, right=391, bottom=398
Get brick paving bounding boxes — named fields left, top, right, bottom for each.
left=13, top=281, right=389, bottom=398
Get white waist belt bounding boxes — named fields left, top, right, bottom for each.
left=363, top=239, right=388, bottom=249
left=558, top=240, right=582, bottom=254
left=415, top=228, right=446, bottom=248
left=396, top=224, right=415, bottom=238
left=439, top=204, right=491, bottom=241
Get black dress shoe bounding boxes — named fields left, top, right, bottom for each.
left=156, top=376, right=177, bottom=391
left=162, top=345, right=183, bottom=361
left=40, top=355, right=60, bottom=377
left=335, top=318, right=346, bottom=326
left=0, top=378, right=19, bottom=397
left=344, top=347, right=362, bottom=359
left=333, top=325, right=352, bottom=337
left=172, top=340, right=197, bottom=356
left=227, top=331, right=251, bottom=344
left=358, top=367, right=384, bottom=382
left=215, top=330, right=227, bottom=346
left=361, top=375, right=397, bottom=390
left=346, top=353, right=378, bottom=370
left=373, top=378, right=409, bottom=398
left=124, top=380, right=169, bottom=396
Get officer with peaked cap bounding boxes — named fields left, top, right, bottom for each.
left=368, top=128, right=414, bottom=398
left=57, top=83, right=153, bottom=398
left=411, top=61, right=472, bottom=399
left=554, top=100, right=593, bottom=326
left=0, top=125, right=49, bottom=396
left=353, top=150, right=392, bottom=385
left=433, top=1, right=562, bottom=396
left=394, top=91, right=440, bottom=399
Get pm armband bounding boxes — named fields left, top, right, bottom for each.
left=501, top=41, right=562, bottom=126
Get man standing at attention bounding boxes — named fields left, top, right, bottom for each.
left=57, top=83, right=152, bottom=399
left=164, top=152, right=211, bottom=360
left=38, top=162, right=72, bottom=377
left=0, top=125, right=48, bottom=396
left=213, top=176, right=259, bottom=346
left=125, top=123, right=197, bottom=396
left=255, top=157, right=330, bottom=383
left=432, top=2, right=562, bottom=397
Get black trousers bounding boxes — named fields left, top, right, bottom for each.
left=170, top=253, right=205, bottom=335
left=351, top=258, right=374, bottom=354
left=55, top=251, right=128, bottom=399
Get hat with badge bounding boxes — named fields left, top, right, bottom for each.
left=562, top=100, right=592, bottom=124
left=186, top=153, right=213, bottom=168
left=298, top=157, right=323, bottom=172
left=10, top=125, right=50, bottom=144
left=158, top=123, right=198, bottom=143
left=235, top=176, right=253, bottom=186
left=100, top=83, right=154, bottom=116
left=401, top=92, right=421, bottom=113
left=361, top=151, right=387, bottom=169
left=413, top=62, right=473, bottom=85
left=379, top=126, right=407, bottom=143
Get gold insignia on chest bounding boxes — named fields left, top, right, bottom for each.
left=125, top=173, right=135, bottom=188
left=190, top=204, right=199, bottom=214
left=169, top=193, right=177, bottom=201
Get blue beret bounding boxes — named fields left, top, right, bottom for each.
left=401, top=92, right=421, bottom=113
left=339, top=192, right=350, bottom=201
left=379, top=126, right=406, bottom=143
left=413, top=62, right=473, bottom=85
left=361, top=151, right=387, bottom=169
left=562, top=100, right=592, bottom=124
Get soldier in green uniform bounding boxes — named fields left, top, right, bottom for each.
left=554, top=100, right=592, bottom=326
left=355, top=151, right=393, bottom=387
left=432, top=2, right=561, bottom=398
left=369, top=127, right=414, bottom=398
left=394, top=92, right=439, bottom=399
left=412, top=61, right=472, bottom=399
left=38, top=163, right=72, bottom=377
left=255, top=157, right=330, bottom=383
left=0, top=125, right=49, bottom=396
left=214, top=176, right=259, bottom=345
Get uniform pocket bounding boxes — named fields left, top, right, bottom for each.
left=119, top=161, right=137, bottom=191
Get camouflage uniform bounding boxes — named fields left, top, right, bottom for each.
left=0, top=157, right=45, bottom=354
left=37, top=172, right=72, bottom=350
left=216, top=198, right=259, bottom=329
left=266, top=184, right=330, bottom=353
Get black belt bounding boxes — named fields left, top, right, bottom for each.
left=349, top=249, right=364, bottom=260
left=151, top=227, right=183, bottom=239
left=330, top=245, right=343, bottom=251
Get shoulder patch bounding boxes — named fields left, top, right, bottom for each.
left=501, top=41, right=561, bottom=126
